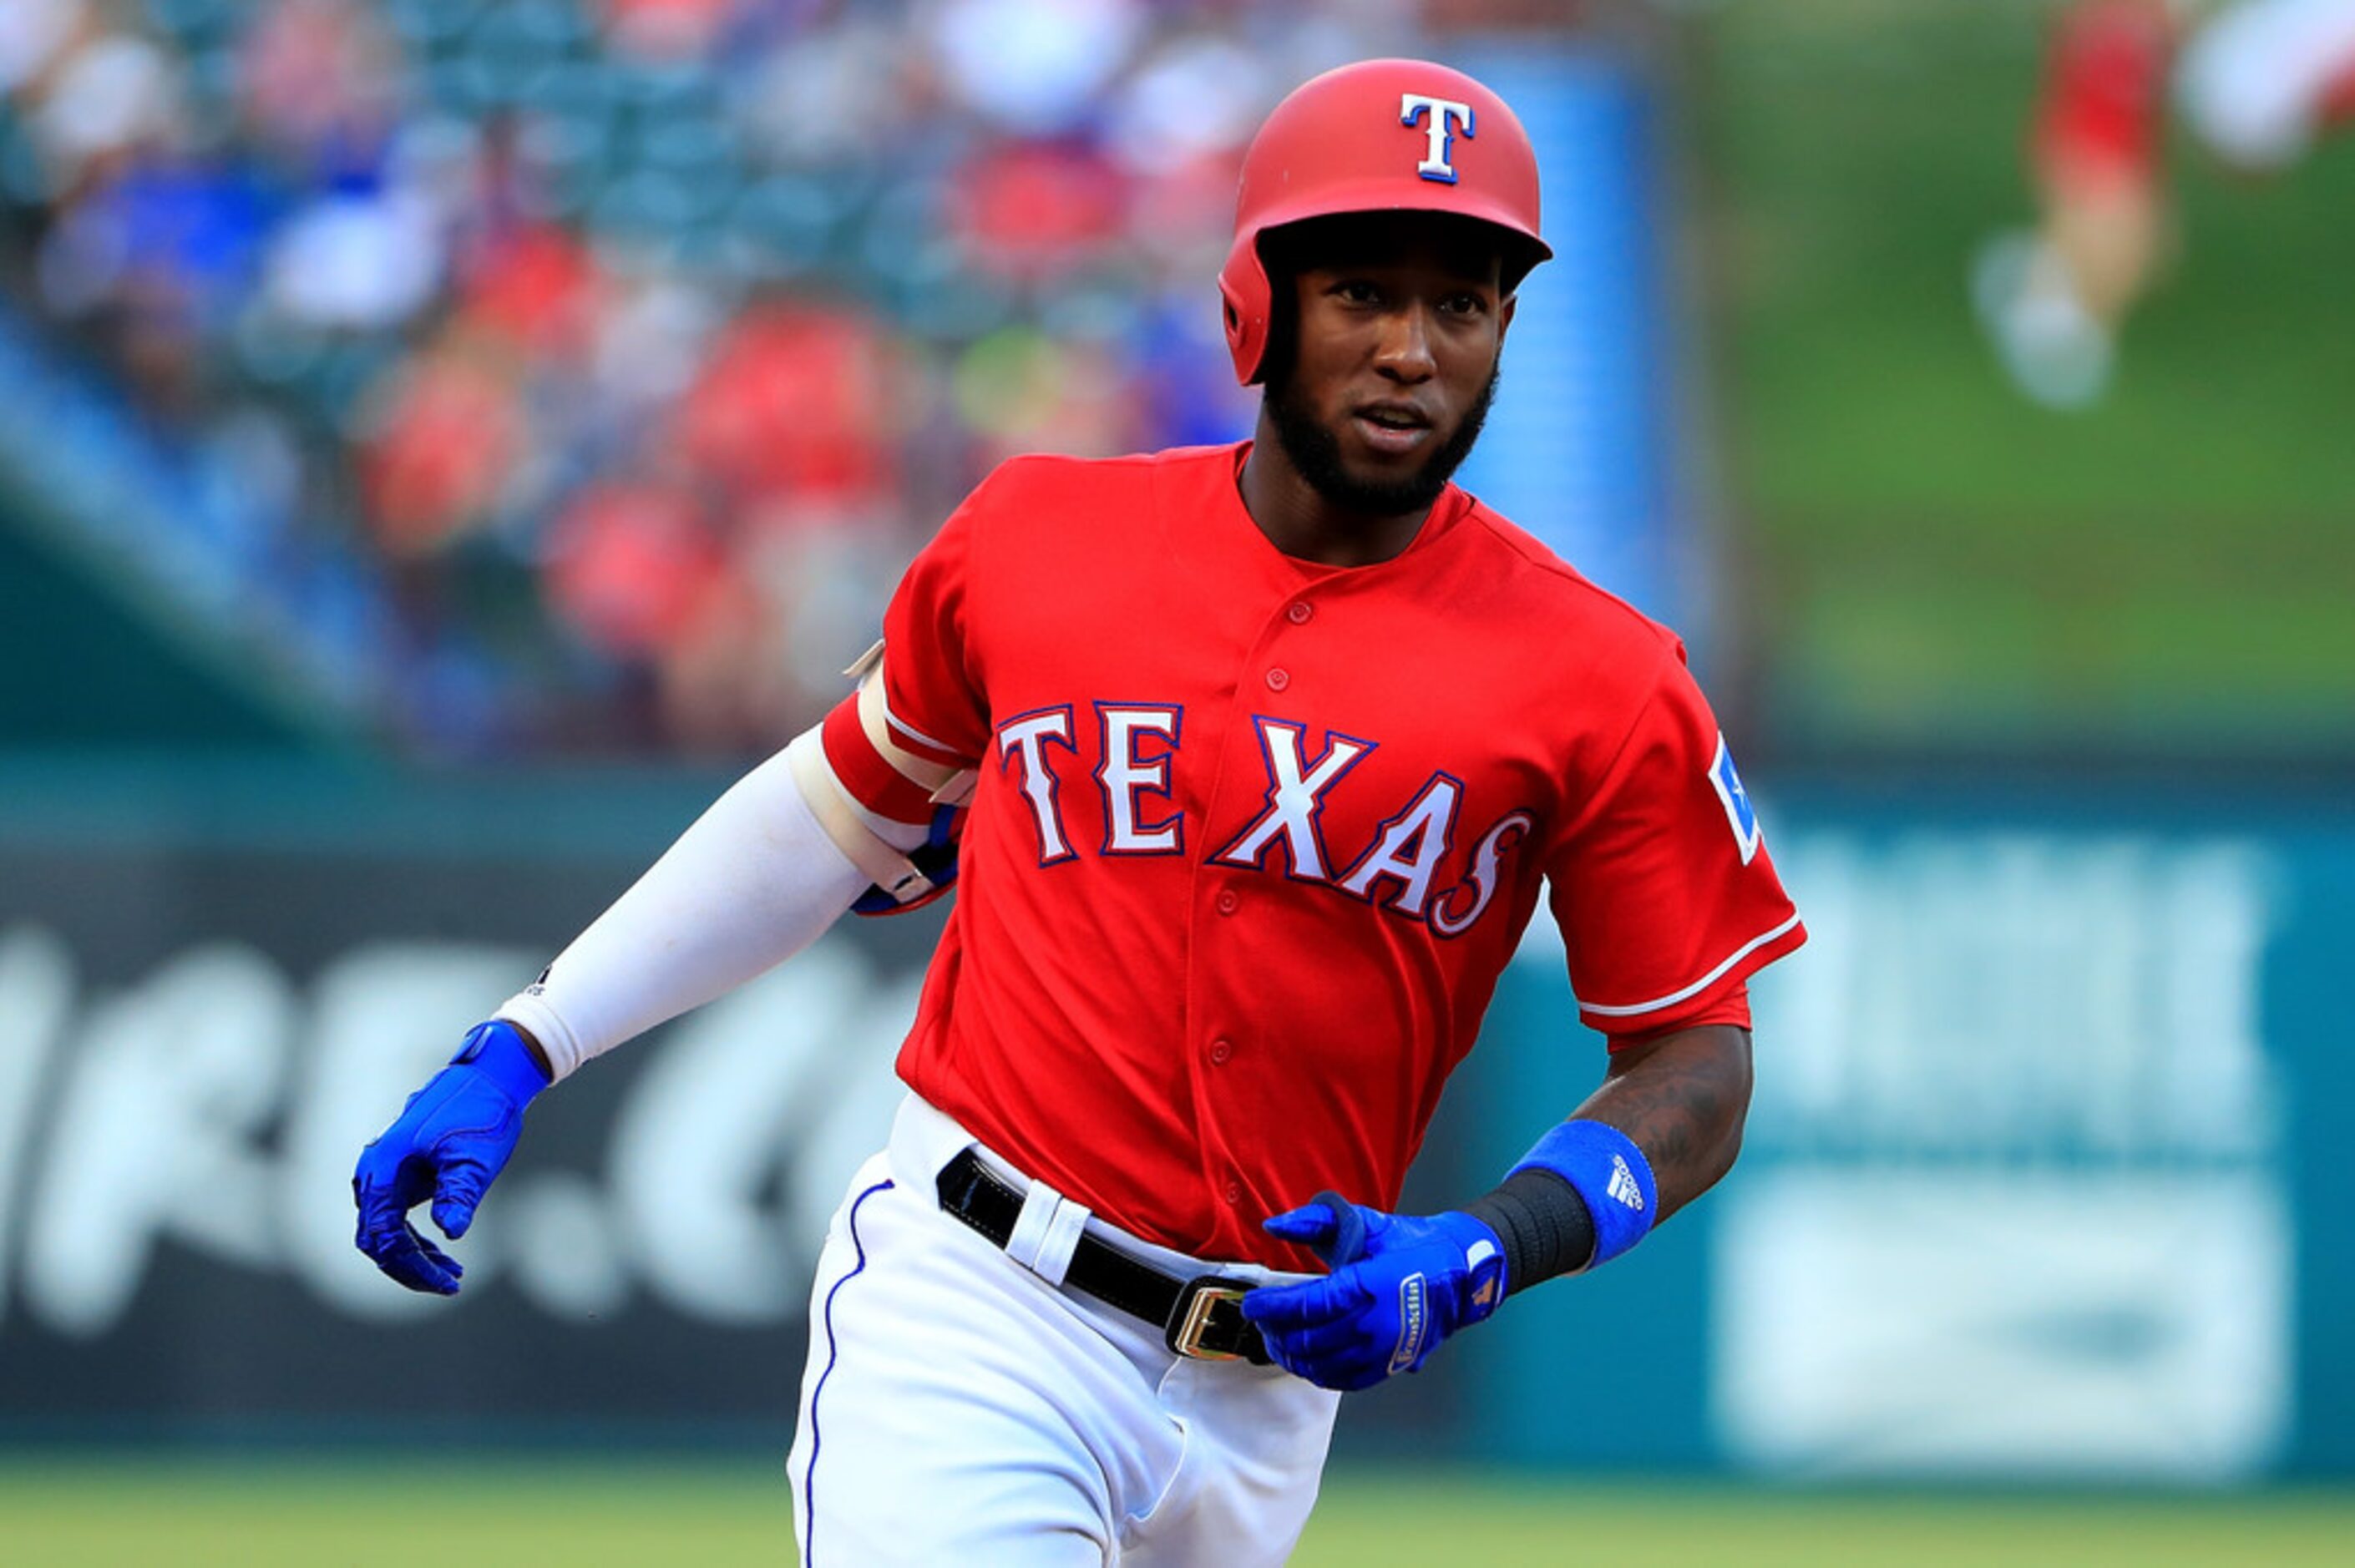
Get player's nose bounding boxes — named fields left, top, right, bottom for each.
left=1372, top=303, right=1437, bottom=382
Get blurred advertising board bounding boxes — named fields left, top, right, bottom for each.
left=0, top=760, right=1471, bottom=1450
left=1, top=762, right=2348, bottom=1480
left=1714, top=827, right=2289, bottom=1481
left=1426, top=790, right=2350, bottom=1481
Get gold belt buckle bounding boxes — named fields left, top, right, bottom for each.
left=1167, top=1277, right=1253, bottom=1361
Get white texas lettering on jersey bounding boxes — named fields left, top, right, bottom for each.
left=1211, top=718, right=1374, bottom=880
left=1428, top=811, right=1533, bottom=938
left=1400, top=92, right=1475, bottom=184
left=1335, top=773, right=1461, bottom=917
left=1095, top=704, right=1183, bottom=855
left=999, top=707, right=1080, bottom=864
left=994, top=707, right=1533, bottom=938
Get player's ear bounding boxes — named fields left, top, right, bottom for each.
left=1497, top=291, right=1517, bottom=342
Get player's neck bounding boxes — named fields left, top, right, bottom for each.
left=1237, top=419, right=1434, bottom=569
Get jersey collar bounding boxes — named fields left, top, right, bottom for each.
left=1221, top=441, right=1473, bottom=584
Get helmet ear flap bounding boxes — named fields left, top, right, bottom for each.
left=1253, top=239, right=1300, bottom=390
left=1218, top=239, right=1273, bottom=386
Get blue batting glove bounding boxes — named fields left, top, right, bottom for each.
left=1241, top=1191, right=1508, bottom=1392
left=352, top=1020, right=549, bottom=1295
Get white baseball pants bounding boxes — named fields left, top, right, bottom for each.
left=786, top=1095, right=1342, bottom=1565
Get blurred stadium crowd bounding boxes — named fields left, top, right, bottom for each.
left=0, top=0, right=1561, bottom=755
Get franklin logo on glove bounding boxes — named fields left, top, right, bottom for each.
left=1390, top=1275, right=1431, bottom=1377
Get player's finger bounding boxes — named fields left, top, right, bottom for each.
left=1264, top=1191, right=1368, bottom=1268
left=369, top=1224, right=463, bottom=1295
left=411, top=1228, right=463, bottom=1280
left=1239, top=1279, right=1329, bottom=1330
left=1308, top=1191, right=1368, bottom=1267
left=352, top=1141, right=404, bottom=1203
left=1267, top=1313, right=1375, bottom=1363
left=352, top=1174, right=413, bottom=1252
left=354, top=1171, right=462, bottom=1292
left=1240, top=1272, right=1370, bottom=1332
left=1265, top=1338, right=1388, bottom=1393
left=431, top=1154, right=491, bottom=1239
left=1261, top=1205, right=1340, bottom=1247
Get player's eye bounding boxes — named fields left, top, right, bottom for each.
left=1331, top=279, right=1382, bottom=305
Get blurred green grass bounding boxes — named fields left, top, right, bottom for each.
left=1692, top=0, right=2355, bottom=759
left=1, top=1459, right=2349, bottom=1565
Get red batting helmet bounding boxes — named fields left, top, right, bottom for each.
left=1219, top=58, right=1552, bottom=386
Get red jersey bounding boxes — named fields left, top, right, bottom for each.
left=2036, top=0, right=2174, bottom=186
left=877, top=443, right=1802, bottom=1264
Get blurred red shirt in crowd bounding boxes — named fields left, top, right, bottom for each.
left=676, top=303, right=899, bottom=513
left=2037, top=0, right=2176, bottom=191
left=357, top=336, right=525, bottom=556
left=458, top=221, right=603, bottom=362
left=952, top=140, right=1129, bottom=281
left=544, top=479, right=732, bottom=655
left=598, top=0, right=742, bottom=59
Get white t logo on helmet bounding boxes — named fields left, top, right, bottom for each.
left=1400, top=93, right=1476, bottom=184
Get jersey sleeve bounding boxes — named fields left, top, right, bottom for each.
left=1544, top=648, right=1804, bottom=1042
left=877, top=483, right=993, bottom=768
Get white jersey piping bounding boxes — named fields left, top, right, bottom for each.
left=1578, top=912, right=1803, bottom=1017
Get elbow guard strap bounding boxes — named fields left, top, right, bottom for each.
left=849, top=803, right=964, bottom=917
left=798, top=650, right=975, bottom=915
left=784, top=731, right=945, bottom=911
left=822, top=693, right=939, bottom=824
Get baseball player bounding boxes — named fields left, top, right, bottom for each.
left=1974, top=0, right=2355, bottom=406
left=354, top=58, right=1805, bottom=1565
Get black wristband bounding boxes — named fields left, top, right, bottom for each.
left=1462, top=1166, right=1597, bottom=1295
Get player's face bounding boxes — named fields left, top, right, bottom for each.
left=1266, top=218, right=1514, bottom=518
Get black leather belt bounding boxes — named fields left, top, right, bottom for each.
left=934, top=1148, right=1269, bottom=1365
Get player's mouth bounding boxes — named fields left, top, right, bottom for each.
left=1350, top=402, right=1435, bottom=458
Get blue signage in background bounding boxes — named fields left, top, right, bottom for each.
left=1444, top=795, right=2355, bottom=1484
left=1450, top=47, right=1685, bottom=633
left=0, top=764, right=2350, bottom=1480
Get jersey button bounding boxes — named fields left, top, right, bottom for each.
left=1224, top=1180, right=1242, bottom=1206
left=1208, top=1038, right=1233, bottom=1065
left=1286, top=601, right=1314, bottom=625
left=1265, top=667, right=1289, bottom=691
left=1216, top=888, right=1239, bottom=916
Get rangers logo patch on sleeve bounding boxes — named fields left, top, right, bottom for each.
left=1709, top=733, right=1761, bottom=866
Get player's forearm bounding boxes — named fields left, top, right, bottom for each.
left=1573, top=1024, right=1753, bottom=1222
left=492, top=731, right=870, bottom=1080
left=1461, top=1024, right=1750, bottom=1295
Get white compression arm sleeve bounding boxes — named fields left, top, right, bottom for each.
left=492, top=731, right=873, bottom=1081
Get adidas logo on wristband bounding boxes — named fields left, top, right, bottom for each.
left=1606, top=1155, right=1646, bottom=1211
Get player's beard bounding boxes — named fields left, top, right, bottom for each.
left=1264, top=362, right=1499, bottom=518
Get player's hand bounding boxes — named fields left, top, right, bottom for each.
left=1241, top=1192, right=1507, bottom=1392
left=351, top=1020, right=550, bottom=1294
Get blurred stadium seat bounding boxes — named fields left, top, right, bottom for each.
left=0, top=0, right=1429, bottom=756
